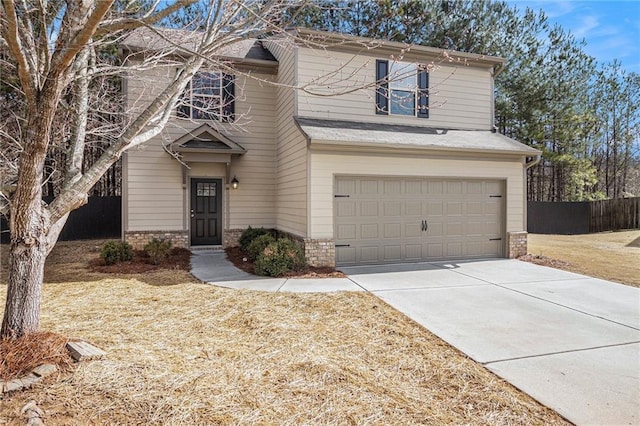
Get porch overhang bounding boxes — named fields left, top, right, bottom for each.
left=294, top=117, right=541, bottom=157
left=168, top=124, right=246, bottom=164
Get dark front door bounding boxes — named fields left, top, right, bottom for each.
left=190, top=178, right=222, bottom=245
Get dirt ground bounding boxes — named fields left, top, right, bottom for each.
left=528, top=230, right=640, bottom=287
left=0, top=241, right=567, bottom=424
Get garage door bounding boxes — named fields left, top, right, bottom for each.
left=334, top=177, right=504, bottom=265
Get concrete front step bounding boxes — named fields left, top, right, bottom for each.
left=190, top=245, right=224, bottom=252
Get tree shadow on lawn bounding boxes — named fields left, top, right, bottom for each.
left=627, top=236, right=640, bottom=248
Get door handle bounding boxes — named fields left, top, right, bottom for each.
left=421, top=220, right=429, bottom=232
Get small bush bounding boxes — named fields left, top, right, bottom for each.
left=254, top=238, right=306, bottom=277
left=247, top=234, right=276, bottom=261
left=239, top=226, right=270, bottom=251
left=144, top=238, right=172, bottom=265
left=101, top=240, right=133, bottom=265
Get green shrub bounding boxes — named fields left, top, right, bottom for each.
left=239, top=226, right=270, bottom=251
left=144, top=238, right=172, bottom=265
left=101, top=240, right=133, bottom=265
left=247, top=234, right=276, bottom=261
left=254, top=238, right=306, bottom=277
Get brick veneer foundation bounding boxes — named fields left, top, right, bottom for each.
left=508, top=231, right=528, bottom=258
left=270, top=230, right=334, bottom=267
left=304, top=238, right=335, bottom=267
left=223, top=229, right=244, bottom=247
left=222, top=227, right=336, bottom=267
left=125, top=230, right=188, bottom=250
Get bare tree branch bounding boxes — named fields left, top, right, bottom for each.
left=96, top=0, right=198, bottom=35
left=1, top=0, right=36, bottom=101
left=49, top=0, right=114, bottom=73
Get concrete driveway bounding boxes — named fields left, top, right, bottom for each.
left=341, top=259, right=640, bottom=426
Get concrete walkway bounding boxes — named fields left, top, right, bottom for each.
left=192, top=251, right=640, bottom=425
left=191, top=250, right=363, bottom=292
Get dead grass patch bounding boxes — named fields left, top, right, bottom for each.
left=0, top=279, right=567, bottom=424
left=0, top=332, right=71, bottom=382
left=528, top=230, right=640, bottom=287
left=0, top=240, right=199, bottom=286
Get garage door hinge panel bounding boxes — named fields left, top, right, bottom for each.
left=334, top=194, right=350, bottom=198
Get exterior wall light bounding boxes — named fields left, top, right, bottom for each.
left=231, top=176, right=239, bottom=189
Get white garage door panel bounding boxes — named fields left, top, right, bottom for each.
left=335, top=177, right=504, bottom=265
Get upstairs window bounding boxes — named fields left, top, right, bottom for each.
left=178, top=72, right=235, bottom=122
left=376, top=60, right=429, bottom=118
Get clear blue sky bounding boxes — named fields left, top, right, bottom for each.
left=507, top=0, right=640, bottom=73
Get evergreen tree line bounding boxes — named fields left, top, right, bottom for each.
left=290, top=0, right=640, bottom=201
left=2, top=1, right=637, bottom=200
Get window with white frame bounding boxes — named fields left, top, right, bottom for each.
left=376, top=60, right=429, bottom=118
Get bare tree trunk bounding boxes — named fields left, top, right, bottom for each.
left=1, top=239, right=47, bottom=336
left=1, top=77, right=61, bottom=337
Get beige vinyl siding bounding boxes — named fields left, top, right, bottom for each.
left=296, top=47, right=493, bottom=130
left=125, top=62, right=277, bottom=233
left=309, top=151, right=525, bottom=239
left=265, top=39, right=308, bottom=237
left=125, top=63, right=183, bottom=232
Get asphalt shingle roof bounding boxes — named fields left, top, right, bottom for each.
left=295, top=117, right=541, bottom=156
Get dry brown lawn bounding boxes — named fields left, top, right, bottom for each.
left=0, top=241, right=567, bottom=424
left=0, top=240, right=199, bottom=286
left=528, top=230, right=640, bottom=287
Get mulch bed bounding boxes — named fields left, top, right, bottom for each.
left=225, top=246, right=346, bottom=278
left=89, top=248, right=192, bottom=274
left=518, top=254, right=573, bottom=270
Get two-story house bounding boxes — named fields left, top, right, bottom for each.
left=121, top=28, right=540, bottom=267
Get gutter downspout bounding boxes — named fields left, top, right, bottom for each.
left=493, top=62, right=506, bottom=79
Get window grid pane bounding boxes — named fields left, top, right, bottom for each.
left=389, top=62, right=417, bottom=90
left=390, top=90, right=416, bottom=115
left=181, top=72, right=227, bottom=120
left=196, top=182, right=217, bottom=197
left=388, top=62, right=418, bottom=116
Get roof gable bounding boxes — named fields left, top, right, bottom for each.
left=167, top=124, right=247, bottom=164
left=170, top=124, right=246, bottom=156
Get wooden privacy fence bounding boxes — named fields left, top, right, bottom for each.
left=0, top=196, right=121, bottom=244
left=528, top=197, right=640, bottom=234
left=589, top=197, right=640, bottom=233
